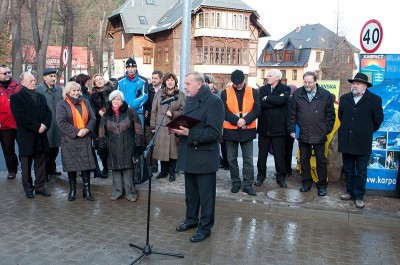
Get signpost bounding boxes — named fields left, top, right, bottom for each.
left=360, top=19, right=383, bottom=53
left=62, top=46, right=68, bottom=83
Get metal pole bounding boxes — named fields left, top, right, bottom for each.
left=179, top=0, right=192, bottom=91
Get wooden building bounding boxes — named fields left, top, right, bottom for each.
left=106, top=0, right=269, bottom=88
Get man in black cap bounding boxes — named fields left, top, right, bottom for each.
left=338, top=72, right=383, bottom=209
left=118, top=57, right=147, bottom=128
left=221, top=69, right=260, bottom=196
left=36, top=68, right=63, bottom=180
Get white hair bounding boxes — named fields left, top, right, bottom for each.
left=269, top=69, right=282, bottom=80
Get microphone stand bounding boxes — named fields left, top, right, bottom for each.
left=128, top=102, right=184, bottom=264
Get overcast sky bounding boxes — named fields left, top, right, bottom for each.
left=243, top=0, right=398, bottom=56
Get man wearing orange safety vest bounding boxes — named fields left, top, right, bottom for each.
left=221, top=70, right=260, bottom=196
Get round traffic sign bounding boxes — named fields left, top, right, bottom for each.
left=360, top=19, right=383, bottom=53
left=62, top=46, right=68, bottom=68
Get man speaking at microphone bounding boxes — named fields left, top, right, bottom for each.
left=171, top=72, right=224, bottom=243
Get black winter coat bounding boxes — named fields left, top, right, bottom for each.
left=338, top=90, right=383, bottom=155
left=257, top=82, right=290, bottom=137
left=98, top=102, right=145, bottom=170
left=10, top=87, right=52, bottom=156
left=287, top=84, right=335, bottom=144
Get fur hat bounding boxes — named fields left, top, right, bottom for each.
left=231, top=69, right=245, bottom=84
left=348, top=73, right=372, bottom=87
left=43, top=68, right=57, bottom=76
left=125, top=57, right=137, bottom=67
left=109, top=90, right=125, bottom=101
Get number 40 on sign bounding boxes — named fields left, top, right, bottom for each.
left=360, top=19, right=383, bottom=53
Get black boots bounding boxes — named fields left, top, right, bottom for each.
left=68, top=172, right=77, bottom=201
left=81, top=171, right=94, bottom=201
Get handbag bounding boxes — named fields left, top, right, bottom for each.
left=133, top=154, right=151, bottom=184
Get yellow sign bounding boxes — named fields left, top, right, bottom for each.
left=318, top=80, right=340, bottom=101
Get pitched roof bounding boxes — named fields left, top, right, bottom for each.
left=109, top=0, right=268, bottom=36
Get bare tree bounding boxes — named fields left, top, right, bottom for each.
left=0, top=0, right=9, bottom=31
left=29, top=0, right=55, bottom=83
left=10, top=0, right=24, bottom=77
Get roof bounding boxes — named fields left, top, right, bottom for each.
left=257, top=23, right=359, bottom=67
left=108, top=0, right=268, bottom=37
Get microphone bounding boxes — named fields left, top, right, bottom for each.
left=160, top=95, right=178, bottom=105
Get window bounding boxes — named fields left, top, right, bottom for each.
left=244, top=16, right=249, bottom=30
left=198, top=13, right=204, bottom=27
left=145, top=0, right=154, bottom=4
left=281, top=70, right=286, bottom=79
left=216, top=12, right=221, bottom=28
left=316, top=51, right=322, bottom=62
left=139, top=16, right=147, bottom=25
left=210, top=47, right=214, bottom=64
left=156, top=48, right=161, bottom=65
left=143, top=47, right=152, bottom=64
left=203, top=47, right=208, bottom=64
left=204, top=12, right=209, bottom=28
left=227, top=48, right=231, bottom=64
left=237, top=48, right=241, bottom=64
left=164, top=47, right=169, bottom=64
left=275, top=51, right=281, bottom=62
left=210, top=12, right=215, bottom=28
left=195, top=47, right=202, bottom=64
left=221, top=48, right=225, bottom=64
left=238, top=14, right=243, bottom=30
left=215, top=48, right=220, bottom=64
left=292, top=70, right=297, bottom=81
left=121, top=34, right=125, bottom=50
left=261, top=69, right=265, bottom=79
left=262, top=51, right=272, bottom=63
left=284, top=51, right=294, bottom=62
left=232, top=14, right=237, bottom=29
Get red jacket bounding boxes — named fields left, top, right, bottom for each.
left=0, top=78, right=22, bottom=130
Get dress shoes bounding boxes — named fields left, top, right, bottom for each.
left=156, top=172, right=168, bottom=179
left=169, top=174, right=176, bottom=182
left=277, top=180, right=288, bottom=188
left=300, top=185, right=312, bottom=192
left=176, top=222, right=198, bottom=232
left=51, top=171, right=62, bottom=176
left=190, top=232, right=210, bottom=243
left=7, top=172, right=16, bottom=179
left=35, top=187, right=51, bottom=197
left=25, top=191, right=35, bottom=199
left=231, top=185, right=241, bottom=193
left=317, top=188, right=327, bottom=196
left=242, top=187, right=257, bottom=196
left=254, top=180, right=263, bottom=186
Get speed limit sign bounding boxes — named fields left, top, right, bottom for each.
left=360, top=19, right=383, bottom=53
left=62, top=46, right=68, bottom=68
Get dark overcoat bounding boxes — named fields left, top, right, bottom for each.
left=257, top=82, right=291, bottom=137
left=287, top=84, right=335, bottom=144
left=338, top=90, right=384, bottom=155
left=56, top=97, right=96, bottom=172
left=176, top=85, right=224, bottom=174
left=10, top=87, right=52, bottom=156
left=98, top=101, right=144, bottom=170
left=36, top=82, right=63, bottom=148
left=150, top=89, right=185, bottom=161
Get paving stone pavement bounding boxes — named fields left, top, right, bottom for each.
left=1, top=169, right=400, bottom=265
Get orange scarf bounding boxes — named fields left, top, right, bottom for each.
left=65, top=97, right=88, bottom=129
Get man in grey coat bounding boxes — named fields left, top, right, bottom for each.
left=36, top=68, right=63, bottom=181
left=171, top=72, right=224, bottom=243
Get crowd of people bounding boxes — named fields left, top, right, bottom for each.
left=0, top=59, right=386, bottom=242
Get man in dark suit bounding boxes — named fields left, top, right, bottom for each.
left=171, top=71, right=224, bottom=243
left=10, top=72, right=52, bottom=198
left=338, top=73, right=384, bottom=208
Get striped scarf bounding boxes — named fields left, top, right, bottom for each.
left=65, top=97, right=88, bottom=129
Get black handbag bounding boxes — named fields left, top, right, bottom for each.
left=133, top=154, right=151, bottom=184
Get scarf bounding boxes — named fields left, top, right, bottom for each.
left=65, top=96, right=88, bottom=129
left=112, top=103, right=122, bottom=118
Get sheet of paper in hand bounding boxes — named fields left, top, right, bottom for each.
left=166, top=115, right=200, bottom=130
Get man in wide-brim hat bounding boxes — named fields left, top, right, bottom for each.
left=338, top=72, right=384, bottom=209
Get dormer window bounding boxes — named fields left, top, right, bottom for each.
left=139, top=16, right=147, bottom=25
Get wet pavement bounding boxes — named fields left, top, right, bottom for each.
left=1, top=157, right=400, bottom=265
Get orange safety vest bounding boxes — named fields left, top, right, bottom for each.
left=223, top=85, right=256, bottom=129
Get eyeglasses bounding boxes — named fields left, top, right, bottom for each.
left=0, top=71, right=11, bottom=75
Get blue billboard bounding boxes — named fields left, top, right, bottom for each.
left=360, top=54, right=400, bottom=191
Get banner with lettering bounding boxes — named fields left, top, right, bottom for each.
left=360, top=54, right=399, bottom=191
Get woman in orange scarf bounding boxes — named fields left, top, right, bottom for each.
left=56, top=81, right=97, bottom=201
